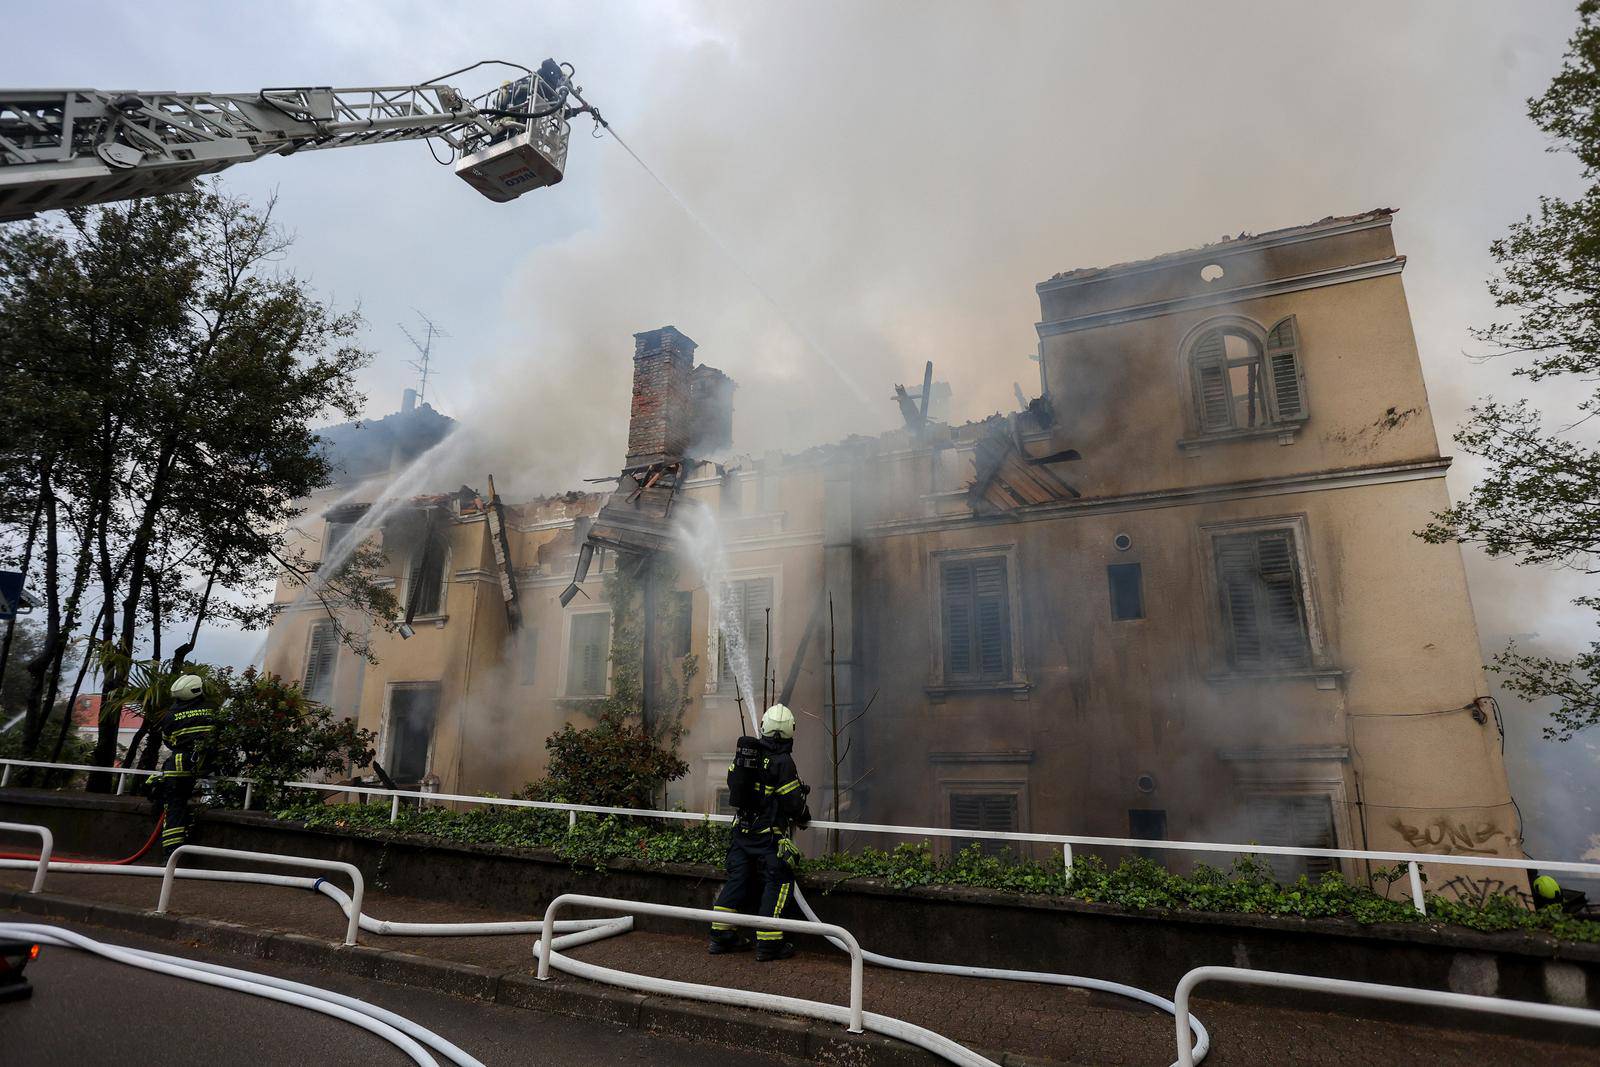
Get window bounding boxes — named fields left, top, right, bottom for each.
left=669, top=590, right=693, bottom=660
left=566, top=611, right=611, bottom=696
left=325, top=521, right=354, bottom=556
left=386, top=685, right=439, bottom=783
left=1213, top=529, right=1311, bottom=671
left=720, top=577, right=773, bottom=689
left=715, top=787, right=735, bottom=816
left=940, top=557, right=1011, bottom=682
left=1129, top=809, right=1168, bottom=862
left=517, top=627, right=539, bottom=686
left=404, top=534, right=448, bottom=617
left=302, top=621, right=337, bottom=705
left=1190, top=317, right=1305, bottom=434
left=949, top=792, right=1019, bottom=857
left=1248, top=794, right=1336, bottom=881
left=1108, top=563, right=1144, bottom=621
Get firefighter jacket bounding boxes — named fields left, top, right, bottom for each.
left=165, top=695, right=220, bottom=758
left=732, top=736, right=811, bottom=834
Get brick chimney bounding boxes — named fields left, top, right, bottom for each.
left=626, top=326, right=696, bottom=468
left=689, top=364, right=736, bottom=456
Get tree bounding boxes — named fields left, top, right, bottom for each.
left=1423, top=1, right=1600, bottom=740
left=0, top=187, right=399, bottom=783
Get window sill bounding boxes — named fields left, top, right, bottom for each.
left=407, top=614, right=449, bottom=629
left=925, top=680, right=1032, bottom=703
left=1178, top=421, right=1305, bottom=453
left=1204, top=666, right=1344, bottom=690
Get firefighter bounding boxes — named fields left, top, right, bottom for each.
left=153, top=673, right=221, bottom=856
left=709, top=703, right=811, bottom=961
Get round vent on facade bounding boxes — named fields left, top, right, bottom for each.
left=1113, top=533, right=1133, bottom=552
left=1136, top=773, right=1157, bottom=794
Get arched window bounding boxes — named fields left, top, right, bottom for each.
left=1189, top=316, right=1306, bottom=434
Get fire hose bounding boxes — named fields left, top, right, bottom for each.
left=0, top=845, right=1210, bottom=1067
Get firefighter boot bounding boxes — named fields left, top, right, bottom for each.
left=755, top=938, right=796, bottom=962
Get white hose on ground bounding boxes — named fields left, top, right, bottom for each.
left=0, top=851, right=1210, bottom=1066
left=0, top=921, right=450, bottom=1067
left=789, top=883, right=1211, bottom=1067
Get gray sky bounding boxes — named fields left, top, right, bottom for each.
left=13, top=1, right=1597, bottom=854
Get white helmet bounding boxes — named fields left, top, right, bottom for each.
left=170, top=674, right=204, bottom=701
left=761, top=703, right=796, bottom=740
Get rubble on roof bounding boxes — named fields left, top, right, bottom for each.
left=966, top=416, right=1080, bottom=515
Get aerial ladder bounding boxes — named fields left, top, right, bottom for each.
left=0, top=59, right=602, bottom=222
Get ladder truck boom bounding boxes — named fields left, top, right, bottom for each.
left=0, top=60, right=600, bottom=222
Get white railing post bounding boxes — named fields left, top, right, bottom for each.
left=0, top=822, right=53, bottom=893
left=242, top=781, right=254, bottom=811
left=390, top=794, right=400, bottom=823
left=568, top=810, right=577, bottom=832
left=159, top=844, right=364, bottom=946
left=1062, top=842, right=1073, bottom=877
left=1, top=764, right=10, bottom=787
left=115, top=770, right=128, bottom=795
left=1407, top=861, right=1426, bottom=916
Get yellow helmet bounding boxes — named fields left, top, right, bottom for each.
left=1534, top=875, right=1561, bottom=901
left=761, top=703, right=796, bottom=740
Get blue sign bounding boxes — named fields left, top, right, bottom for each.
left=0, top=571, right=29, bottom=622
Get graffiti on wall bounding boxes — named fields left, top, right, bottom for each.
left=1389, top=816, right=1517, bottom=857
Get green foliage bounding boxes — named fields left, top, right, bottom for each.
left=521, top=709, right=689, bottom=809
left=265, top=807, right=1600, bottom=944
left=206, top=668, right=375, bottom=806
left=1421, top=1, right=1600, bottom=738
left=0, top=707, right=95, bottom=787
left=275, top=801, right=729, bottom=869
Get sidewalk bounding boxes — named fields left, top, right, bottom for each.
left=2, top=866, right=1596, bottom=1067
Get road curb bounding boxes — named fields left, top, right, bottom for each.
left=0, top=887, right=1058, bottom=1067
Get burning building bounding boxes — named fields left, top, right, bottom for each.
left=261, top=208, right=1520, bottom=878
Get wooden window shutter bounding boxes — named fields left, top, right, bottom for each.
left=1255, top=533, right=1311, bottom=667
left=722, top=578, right=773, bottom=686
left=1249, top=794, right=1335, bottom=880
left=1191, top=330, right=1232, bottom=431
left=1214, top=531, right=1312, bottom=670
left=569, top=613, right=610, bottom=695
left=303, top=622, right=336, bottom=703
left=942, top=561, right=975, bottom=678
left=942, top=557, right=1011, bottom=682
left=950, top=793, right=1019, bottom=856
left=1265, top=316, right=1307, bottom=421
left=973, top=557, right=1010, bottom=677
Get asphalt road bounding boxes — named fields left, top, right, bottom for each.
left=0, top=921, right=806, bottom=1067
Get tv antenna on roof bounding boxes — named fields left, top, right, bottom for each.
left=399, top=312, right=448, bottom=405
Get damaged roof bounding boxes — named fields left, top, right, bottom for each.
left=1041, top=208, right=1397, bottom=286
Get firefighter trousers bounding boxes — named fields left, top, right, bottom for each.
left=158, top=747, right=200, bottom=855
left=711, top=828, right=800, bottom=942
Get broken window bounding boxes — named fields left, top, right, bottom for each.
left=1107, top=562, right=1144, bottom=621
left=670, top=589, right=693, bottom=660
left=566, top=611, right=611, bottom=697
left=404, top=532, right=449, bottom=618
left=1213, top=529, right=1311, bottom=671
left=386, top=684, right=439, bottom=783
left=517, top=627, right=539, bottom=686
left=720, top=577, right=773, bottom=690
left=302, top=621, right=337, bottom=705
left=941, top=556, right=1011, bottom=683
left=1248, top=793, right=1336, bottom=881
left=1128, top=808, right=1169, bottom=863
left=949, top=792, right=1019, bottom=857
left=1191, top=317, right=1305, bottom=433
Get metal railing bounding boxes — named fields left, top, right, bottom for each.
left=3, top=755, right=1597, bottom=917
left=157, top=844, right=364, bottom=946
left=0, top=821, right=52, bottom=893
left=1172, top=965, right=1600, bottom=1067
left=537, top=892, right=865, bottom=1033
